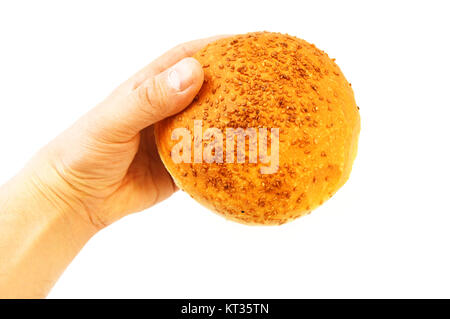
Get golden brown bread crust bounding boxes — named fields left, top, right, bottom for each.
left=155, top=32, right=360, bottom=225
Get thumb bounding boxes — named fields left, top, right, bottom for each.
left=89, top=57, right=204, bottom=143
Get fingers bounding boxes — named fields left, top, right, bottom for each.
left=87, top=57, right=204, bottom=143
left=130, top=57, right=204, bottom=126
left=83, top=35, right=233, bottom=144
left=127, top=34, right=231, bottom=88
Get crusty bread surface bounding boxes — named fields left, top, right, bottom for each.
left=155, top=32, right=360, bottom=225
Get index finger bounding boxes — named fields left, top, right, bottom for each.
left=129, top=34, right=232, bottom=89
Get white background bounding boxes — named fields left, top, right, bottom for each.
left=0, top=0, right=449, bottom=298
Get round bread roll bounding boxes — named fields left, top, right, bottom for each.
left=155, top=32, right=360, bottom=225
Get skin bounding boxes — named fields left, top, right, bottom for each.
left=0, top=35, right=228, bottom=298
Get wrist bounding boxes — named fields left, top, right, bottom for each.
left=0, top=167, right=98, bottom=298
left=0, top=166, right=99, bottom=250
left=24, top=145, right=101, bottom=230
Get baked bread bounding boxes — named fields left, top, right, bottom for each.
left=155, top=32, right=360, bottom=225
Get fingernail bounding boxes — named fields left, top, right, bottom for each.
left=167, top=59, right=194, bottom=92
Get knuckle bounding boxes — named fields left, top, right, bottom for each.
left=176, top=43, right=193, bottom=57
left=138, top=77, right=169, bottom=119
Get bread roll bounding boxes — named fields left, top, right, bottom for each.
left=155, top=32, right=360, bottom=225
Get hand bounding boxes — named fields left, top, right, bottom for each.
left=0, top=36, right=229, bottom=298
left=23, top=36, right=226, bottom=229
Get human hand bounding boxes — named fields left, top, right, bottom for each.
left=0, top=36, right=232, bottom=297
left=20, top=36, right=226, bottom=230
